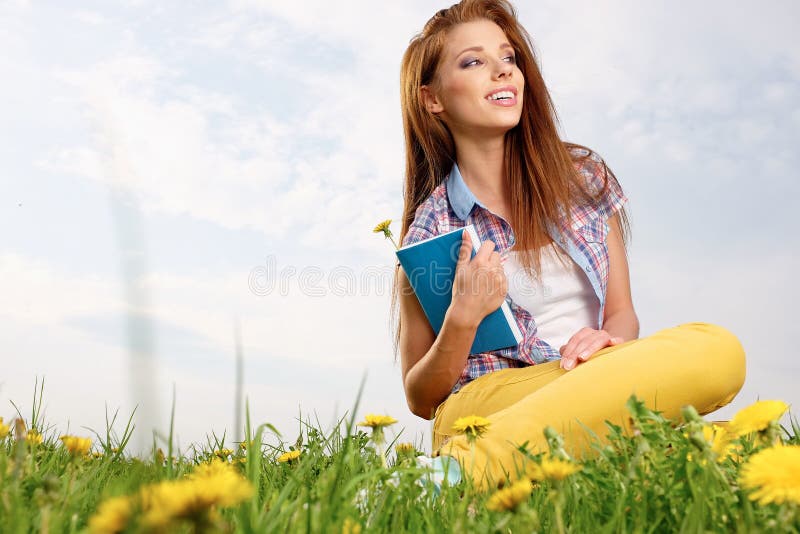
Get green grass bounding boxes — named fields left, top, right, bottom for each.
left=0, top=379, right=798, bottom=533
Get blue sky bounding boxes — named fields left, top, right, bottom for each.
left=1, top=0, right=798, bottom=453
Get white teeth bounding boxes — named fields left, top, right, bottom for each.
left=487, top=90, right=515, bottom=101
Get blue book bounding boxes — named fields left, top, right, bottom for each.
left=396, top=224, right=523, bottom=354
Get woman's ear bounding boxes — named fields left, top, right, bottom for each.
left=420, top=85, right=444, bottom=114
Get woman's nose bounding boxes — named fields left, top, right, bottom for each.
left=493, top=58, right=513, bottom=79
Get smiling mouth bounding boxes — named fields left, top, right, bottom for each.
left=485, top=90, right=516, bottom=102
left=485, top=91, right=518, bottom=106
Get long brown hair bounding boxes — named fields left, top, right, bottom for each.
left=391, top=0, right=631, bottom=359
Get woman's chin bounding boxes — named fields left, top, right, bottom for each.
left=484, top=119, right=523, bottom=135
left=454, top=116, right=522, bottom=138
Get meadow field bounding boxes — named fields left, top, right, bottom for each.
left=0, top=381, right=798, bottom=533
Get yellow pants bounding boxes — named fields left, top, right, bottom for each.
left=434, top=322, right=746, bottom=489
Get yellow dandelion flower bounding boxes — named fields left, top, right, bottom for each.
left=395, top=442, right=415, bottom=454
left=702, top=424, right=740, bottom=463
left=486, top=478, right=533, bottom=512
left=93, top=451, right=104, bottom=459
left=342, top=516, right=362, bottom=534
left=740, top=444, right=800, bottom=505
left=277, top=450, right=301, bottom=463
left=214, top=448, right=234, bottom=458
left=25, top=429, right=43, bottom=445
left=452, top=415, right=491, bottom=441
left=0, top=418, right=9, bottom=439
left=60, top=435, right=93, bottom=456
left=729, top=400, right=789, bottom=437
left=358, top=415, right=396, bottom=467
left=358, top=414, right=398, bottom=429
left=524, top=461, right=543, bottom=481
left=529, top=455, right=582, bottom=481
left=190, top=458, right=230, bottom=478
left=88, top=495, right=132, bottom=534
left=138, top=459, right=254, bottom=528
left=373, top=219, right=392, bottom=235
left=372, top=219, right=399, bottom=249
left=138, top=480, right=191, bottom=528
left=186, top=459, right=255, bottom=505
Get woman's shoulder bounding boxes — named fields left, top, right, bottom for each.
left=401, top=183, right=448, bottom=247
left=565, top=142, right=628, bottom=222
left=566, top=143, right=607, bottom=177
left=417, top=181, right=449, bottom=222
left=565, top=143, right=618, bottom=193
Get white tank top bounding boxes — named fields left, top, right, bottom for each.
left=502, top=243, right=600, bottom=351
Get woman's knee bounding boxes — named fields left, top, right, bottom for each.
left=684, top=322, right=746, bottom=400
left=684, top=322, right=745, bottom=360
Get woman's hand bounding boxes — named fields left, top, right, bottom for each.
left=448, top=229, right=508, bottom=328
left=559, top=327, right=625, bottom=370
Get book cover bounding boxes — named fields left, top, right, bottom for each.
left=396, top=224, right=523, bottom=354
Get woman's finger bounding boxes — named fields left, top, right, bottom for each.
left=575, top=332, right=620, bottom=361
left=561, top=330, right=615, bottom=369
left=576, top=345, right=596, bottom=361
left=560, top=328, right=592, bottom=360
left=475, top=239, right=496, bottom=261
left=456, top=230, right=471, bottom=268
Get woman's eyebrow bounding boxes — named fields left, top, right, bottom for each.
left=455, top=42, right=513, bottom=58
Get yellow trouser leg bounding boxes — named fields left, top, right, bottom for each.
left=435, top=322, right=746, bottom=490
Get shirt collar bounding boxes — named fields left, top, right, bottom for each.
left=445, top=161, right=566, bottom=243
left=446, top=161, right=486, bottom=221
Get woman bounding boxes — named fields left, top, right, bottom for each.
left=392, top=0, right=746, bottom=490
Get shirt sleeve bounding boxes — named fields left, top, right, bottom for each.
left=401, top=223, right=435, bottom=247
left=584, top=151, right=629, bottom=222
left=400, top=196, right=439, bottom=248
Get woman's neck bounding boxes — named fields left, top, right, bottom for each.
left=454, top=136, right=507, bottom=205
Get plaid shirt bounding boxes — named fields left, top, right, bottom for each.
left=400, top=147, right=629, bottom=393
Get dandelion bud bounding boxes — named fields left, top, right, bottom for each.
left=689, top=430, right=709, bottom=451
left=681, top=405, right=702, bottom=424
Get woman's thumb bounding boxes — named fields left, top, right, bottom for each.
left=457, top=229, right=471, bottom=266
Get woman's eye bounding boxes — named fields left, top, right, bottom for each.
left=462, top=55, right=515, bottom=68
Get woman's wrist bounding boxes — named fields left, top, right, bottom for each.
left=444, top=304, right=481, bottom=332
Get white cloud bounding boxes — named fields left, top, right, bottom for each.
left=42, top=48, right=404, bottom=254
left=0, top=253, right=124, bottom=323
left=72, top=10, right=108, bottom=26
left=531, top=1, right=800, bottom=180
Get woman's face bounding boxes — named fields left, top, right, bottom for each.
left=423, top=19, right=524, bottom=138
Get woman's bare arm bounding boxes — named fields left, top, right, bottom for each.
left=398, top=268, right=479, bottom=419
